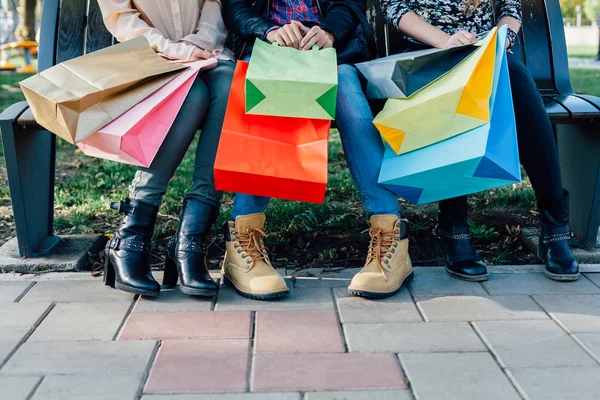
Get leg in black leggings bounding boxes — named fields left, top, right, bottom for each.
left=438, top=53, right=578, bottom=281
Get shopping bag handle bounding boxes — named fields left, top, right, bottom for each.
left=270, top=42, right=321, bottom=51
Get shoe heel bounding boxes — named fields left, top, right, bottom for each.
left=163, top=254, right=179, bottom=288
left=537, top=241, right=546, bottom=263
left=104, top=255, right=116, bottom=288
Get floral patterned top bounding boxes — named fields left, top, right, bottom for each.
left=381, top=0, right=522, bottom=39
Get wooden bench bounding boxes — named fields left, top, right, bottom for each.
left=1, top=0, right=599, bottom=259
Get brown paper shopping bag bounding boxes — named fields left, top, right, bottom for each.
left=20, top=37, right=186, bottom=144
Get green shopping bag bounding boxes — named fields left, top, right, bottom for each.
left=245, top=40, right=338, bottom=120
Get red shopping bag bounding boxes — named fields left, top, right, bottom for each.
left=214, top=61, right=330, bottom=203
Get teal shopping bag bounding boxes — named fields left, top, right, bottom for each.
left=245, top=40, right=338, bottom=120
left=378, top=25, right=521, bottom=205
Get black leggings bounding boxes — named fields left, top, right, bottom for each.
left=440, top=53, right=564, bottom=222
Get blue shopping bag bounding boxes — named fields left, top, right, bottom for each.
left=378, top=25, right=521, bottom=205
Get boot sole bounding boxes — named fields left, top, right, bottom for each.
left=222, top=276, right=289, bottom=301
left=544, top=270, right=580, bottom=282
left=446, top=268, right=489, bottom=282
left=348, top=271, right=414, bottom=299
left=179, top=285, right=217, bottom=297
left=114, top=281, right=159, bottom=297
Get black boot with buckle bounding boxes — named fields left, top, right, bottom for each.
left=163, top=198, right=219, bottom=297
left=104, top=199, right=161, bottom=297
left=435, top=196, right=488, bottom=282
left=538, top=191, right=579, bottom=281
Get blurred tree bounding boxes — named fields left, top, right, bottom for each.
left=561, top=0, right=592, bottom=23
left=585, top=0, right=600, bottom=21
left=15, top=0, right=37, bottom=41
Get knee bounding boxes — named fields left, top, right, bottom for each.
left=183, top=78, right=210, bottom=112
left=337, top=64, right=359, bottom=87
left=507, top=54, right=533, bottom=84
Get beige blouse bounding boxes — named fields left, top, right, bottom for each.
left=98, top=0, right=233, bottom=61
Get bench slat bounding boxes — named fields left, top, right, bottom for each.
left=554, top=95, right=600, bottom=119
left=86, top=0, right=113, bottom=53
left=56, top=0, right=88, bottom=63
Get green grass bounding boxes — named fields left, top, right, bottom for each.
left=570, top=68, right=600, bottom=96
left=567, top=45, right=599, bottom=59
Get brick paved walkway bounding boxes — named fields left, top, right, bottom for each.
left=1, top=265, right=600, bottom=399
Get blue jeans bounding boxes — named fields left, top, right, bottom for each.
left=231, top=63, right=400, bottom=220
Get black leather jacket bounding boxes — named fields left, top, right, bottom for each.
left=222, top=0, right=375, bottom=64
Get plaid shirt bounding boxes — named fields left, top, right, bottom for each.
left=268, top=0, right=321, bottom=25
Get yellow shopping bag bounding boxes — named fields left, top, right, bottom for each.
left=373, top=28, right=498, bottom=155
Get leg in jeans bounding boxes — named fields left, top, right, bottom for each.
left=129, top=72, right=211, bottom=206
left=186, top=60, right=236, bottom=208
left=230, top=54, right=272, bottom=220
left=335, top=64, right=400, bottom=218
left=163, top=60, right=237, bottom=297
left=336, top=64, right=412, bottom=299
left=507, top=54, right=578, bottom=280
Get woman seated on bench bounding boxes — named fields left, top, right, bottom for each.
left=380, top=0, right=579, bottom=282
left=98, top=0, right=235, bottom=298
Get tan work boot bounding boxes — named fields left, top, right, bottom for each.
left=222, top=213, right=289, bottom=300
left=348, top=215, right=413, bottom=298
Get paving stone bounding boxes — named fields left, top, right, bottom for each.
left=512, top=367, right=600, bottom=400
left=118, top=311, right=251, bottom=340
left=334, top=288, right=421, bottom=323
left=133, top=289, right=213, bottom=312
left=476, top=320, right=596, bottom=367
left=481, top=273, right=600, bottom=295
left=0, top=328, right=29, bottom=364
left=408, top=273, right=488, bottom=296
left=585, top=273, right=600, bottom=287
left=2, top=340, right=156, bottom=375
left=344, top=322, right=485, bottom=353
left=0, top=272, right=98, bottom=281
left=305, top=390, right=413, bottom=400
left=415, top=295, right=548, bottom=322
left=255, top=310, right=344, bottom=353
left=574, top=333, right=600, bottom=359
left=400, top=352, right=520, bottom=400
left=32, top=375, right=142, bottom=400
left=252, top=353, right=406, bottom=392
left=533, top=295, right=600, bottom=332
left=142, top=394, right=301, bottom=400
left=29, top=302, right=131, bottom=342
left=0, top=281, right=32, bottom=302
left=292, top=278, right=351, bottom=288
left=215, top=287, right=334, bottom=311
left=145, top=339, right=249, bottom=393
left=0, top=302, right=52, bottom=329
left=20, top=281, right=134, bottom=303
left=0, top=376, right=40, bottom=400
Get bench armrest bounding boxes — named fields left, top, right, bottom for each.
left=0, top=101, right=30, bottom=123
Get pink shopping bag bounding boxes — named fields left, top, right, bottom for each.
left=76, top=59, right=218, bottom=167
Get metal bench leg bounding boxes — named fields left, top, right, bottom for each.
left=0, top=103, right=59, bottom=257
left=555, top=122, right=600, bottom=249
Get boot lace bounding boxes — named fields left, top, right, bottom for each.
left=235, top=228, right=269, bottom=267
left=366, top=227, right=398, bottom=281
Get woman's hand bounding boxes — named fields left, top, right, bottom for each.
left=292, top=21, right=335, bottom=51
left=191, top=47, right=218, bottom=60
left=266, top=23, right=304, bottom=48
left=438, top=30, right=476, bottom=49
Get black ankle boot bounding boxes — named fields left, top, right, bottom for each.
left=435, top=197, right=488, bottom=282
left=538, top=191, right=579, bottom=281
left=104, top=199, right=161, bottom=297
left=163, top=198, right=219, bottom=297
